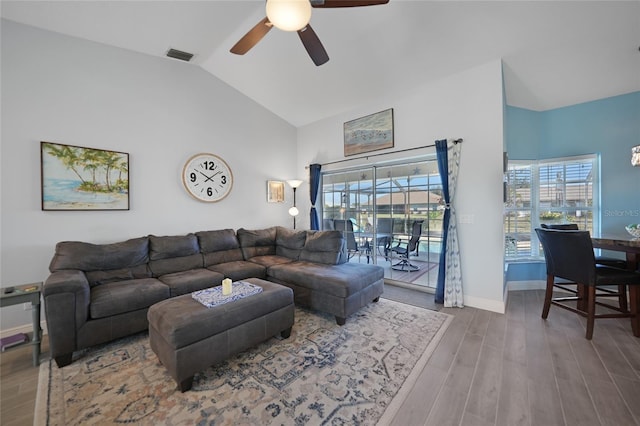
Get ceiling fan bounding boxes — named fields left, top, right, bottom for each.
left=230, top=0, right=389, bottom=66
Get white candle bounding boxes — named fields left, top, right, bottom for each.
left=222, top=278, right=232, bottom=295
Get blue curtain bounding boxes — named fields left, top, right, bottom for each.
left=435, top=140, right=449, bottom=304
left=309, top=163, right=321, bottom=230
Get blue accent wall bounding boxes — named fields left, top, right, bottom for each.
left=504, top=106, right=542, bottom=160
left=505, top=262, right=545, bottom=281
left=540, top=92, right=640, bottom=234
left=505, top=91, right=640, bottom=281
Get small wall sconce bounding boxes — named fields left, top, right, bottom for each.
left=287, top=179, right=303, bottom=229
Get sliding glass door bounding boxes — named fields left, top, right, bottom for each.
left=321, top=158, right=443, bottom=289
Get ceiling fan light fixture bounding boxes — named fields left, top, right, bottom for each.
left=266, top=0, right=312, bottom=32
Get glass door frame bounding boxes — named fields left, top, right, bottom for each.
left=320, top=155, right=442, bottom=289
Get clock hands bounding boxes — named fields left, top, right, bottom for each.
left=195, top=170, right=225, bottom=183
left=197, top=170, right=214, bottom=182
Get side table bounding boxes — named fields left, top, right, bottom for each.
left=0, top=282, right=42, bottom=366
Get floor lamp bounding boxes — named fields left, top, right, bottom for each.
left=287, top=179, right=303, bottom=229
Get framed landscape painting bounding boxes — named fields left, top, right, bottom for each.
left=344, top=108, right=394, bottom=156
left=41, top=141, right=129, bottom=211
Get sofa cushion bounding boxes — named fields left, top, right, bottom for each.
left=207, top=261, right=267, bottom=281
left=49, top=237, right=149, bottom=272
left=90, top=278, right=169, bottom=319
left=268, top=261, right=384, bottom=298
left=149, top=255, right=203, bottom=277
left=248, top=255, right=294, bottom=268
left=275, top=226, right=307, bottom=260
left=85, top=264, right=151, bottom=287
left=196, top=229, right=244, bottom=267
left=237, top=227, right=277, bottom=259
left=148, top=234, right=203, bottom=276
left=196, top=229, right=239, bottom=252
left=149, top=234, right=199, bottom=260
left=299, top=230, right=347, bottom=265
left=158, top=268, right=224, bottom=297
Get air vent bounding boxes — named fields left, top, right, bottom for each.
left=166, top=48, right=194, bottom=62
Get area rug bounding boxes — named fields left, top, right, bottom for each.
left=35, top=299, right=452, bottom=426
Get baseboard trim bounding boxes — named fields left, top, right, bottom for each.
left=463, top=294, right=505, bottom=314
left=507, top=280, right=546, bottom=291
left=1, top=321, right=48, bottom=339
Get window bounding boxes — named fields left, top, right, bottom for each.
left=504, top=154, right=599, bottom=260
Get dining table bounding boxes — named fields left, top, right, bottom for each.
left=591, top=232, right=640, bottom=271
left=356, top=232, right=393, bottom=263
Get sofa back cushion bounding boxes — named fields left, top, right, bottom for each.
left=299, top=230, right=347, bottom=265
left=237, top=227, right=277, bottom=260
left=85, top=265, right=150, bottom=287
left=196, top=229, right=244, bottom=266
left=49, top=237, right=151, bottom=287
left=50, top=237, right=149, bottom=271
left=275, top=226, right=307, bottom=260
left=148, top=234, right=203, bottom=276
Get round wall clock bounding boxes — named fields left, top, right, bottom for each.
left=182, top=153, right=233, bottom=202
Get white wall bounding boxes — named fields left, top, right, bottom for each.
left=1, top=20, right=508, bottom=332
left=1, top=20, right=297, bottom=330
left=295, top=61, right=507, bottom=312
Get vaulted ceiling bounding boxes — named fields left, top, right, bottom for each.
left=2, top=1, right=639, bottom=127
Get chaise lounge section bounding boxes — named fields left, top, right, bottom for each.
left=43, top=226, right=384, bottom=367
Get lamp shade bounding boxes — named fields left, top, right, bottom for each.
left=287, top=179, right=303, bottom=189
left=266, top=0, right=312, bottom=32
left=288, top=206, right=300, bottom=216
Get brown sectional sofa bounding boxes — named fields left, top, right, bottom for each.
left=43, top=226, right=384, bottom=368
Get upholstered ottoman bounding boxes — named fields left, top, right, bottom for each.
left=147, top=278, right=294, bottom=392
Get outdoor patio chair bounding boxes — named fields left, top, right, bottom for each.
left=333, top=219, right=359, bottom=261
left=391, top=220, right=423, bottom=272
left=376, top=218, right=393, bottom=259
left=323, top=218, right=335, bottom=230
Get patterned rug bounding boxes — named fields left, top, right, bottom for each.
left=35, top=299, right=452, bottom=425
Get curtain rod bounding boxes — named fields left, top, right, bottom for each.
left=307, top=138, right=463, bottom=169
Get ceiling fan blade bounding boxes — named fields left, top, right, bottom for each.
left=311, top=0, right=389, bottom=7
left=230, top=17, right=272, bottom=55
left=297, top=24, right=329, bottom=66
